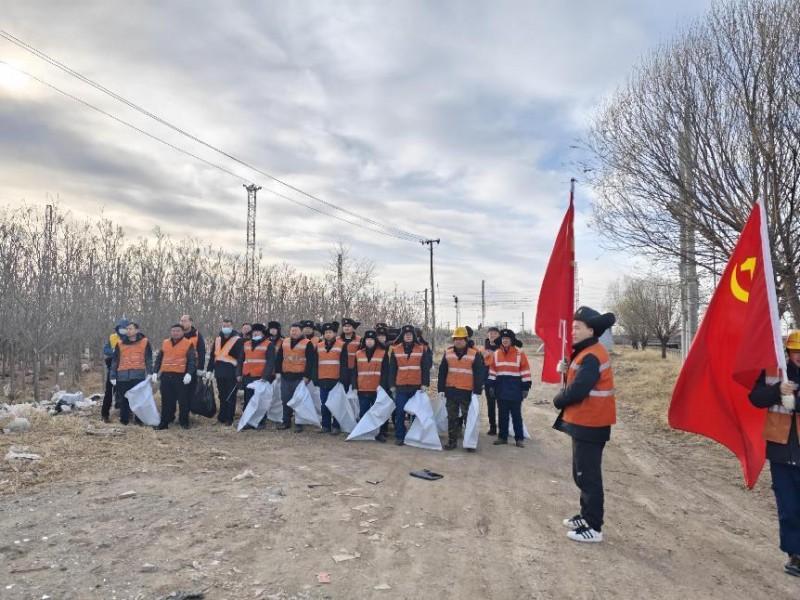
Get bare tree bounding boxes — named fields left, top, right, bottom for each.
left=587, top=0, right=800, bottom=322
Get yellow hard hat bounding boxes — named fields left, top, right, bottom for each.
left=786, top=330, right=800, bottom=351
left=452, top=326, right=469, bottom=339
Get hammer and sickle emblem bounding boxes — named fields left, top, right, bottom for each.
left=730, top=257, right=756, bottom=303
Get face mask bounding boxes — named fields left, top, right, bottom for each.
left=118, top=328, right=126, bottom=335
left=221, top=327, right=233, bottom=336
left=252, top=335, right=263, bottom=342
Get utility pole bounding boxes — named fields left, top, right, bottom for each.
left=481, top=279, right=486, bottom=328
left=678, top=109, right=698, bottom=361
left=337, top=250, right=344, bottom=317
left=453, top=295, right=460, bottom=327
left=423, top=289, right=429, bottom=332
left=421, top=239, right=440, bottom=353
left=244, top=184, right=261, bottom=281
left=521, top=312, right=525, bottom=333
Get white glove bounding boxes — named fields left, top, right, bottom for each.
left=197, top=369, right=206, bottom=377
left=782, top=395, right=796, bottom=411
left=205, top=370, right=214, bottom=382
left=150, top=373, right=159, bottom=384
left=556, top=359, right=569, bottom=374
left=183, top=373, right=192, bottom=385
left=110, top=379, right=117, bottom=387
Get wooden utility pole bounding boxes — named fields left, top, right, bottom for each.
left=421, top=239, right=440, bottom=353
left=424, top=288, right=429, bottom=332
left=481, top=279, right=486, bottom=327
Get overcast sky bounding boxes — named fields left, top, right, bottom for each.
left=1, top=1, right=712, bottom=330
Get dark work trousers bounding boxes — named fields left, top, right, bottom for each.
left=281, top=376, right=303, bottom=426
left=572, top=438, right=606, bottom=532
left=485, top=386, right=498, bottom=429
left=358, top=392, right=388, bottom=434
left=320, top=385, right=340, bottom=431
left=242, top=376, right=259, bottom=410
left=393, top=389, right=416, bottom=441
left=114, top=379, right=141, bottom=425
left=770, top=460, right=800, bottom=556
left=159, top=373, right=186, bottom=428
left=446, top=389, right=472, bottom=441
left=497, top=395, right=524, bottom=441
left=216, top=376, right=239, bottom=425
left=102, top=365, right=114, bottom=419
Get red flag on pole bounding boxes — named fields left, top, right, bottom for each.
left=668, top=201, right=785, bottom=488
left=535, top=180, right=575, bottom=384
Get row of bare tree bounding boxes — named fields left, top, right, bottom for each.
left=0, top=204, right=421, bottom=402
left=589, top=0, right=800, bottom=323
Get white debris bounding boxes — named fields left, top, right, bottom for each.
left=118, top=490, right=137, bottom=499
left=232, top=469, right=255, bottom=481
left=5, top=448, right=40, bottom=461
left=374, top=583, right=392, bottom=591
left=2, top=416, right=31, bottom=433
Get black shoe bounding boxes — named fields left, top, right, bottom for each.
left=277, top=424, right=290, bottom=430
left=493, top=438, right=508, bottom=446
left=465, top=448, right=476, bottom=453
left=395, top=439, right=404, bottom=446
left=101, top=416, right=110, bottom=424
left=515, top=440, right=525, bottom=448
left=785, top=555, right=800, bottom=577
left=331, top=427, right=341, bottom=435
left=180, top=424, right=190, bottom=430
left=444, top=440, right=457, bottom=451
left=487, top=426, right=497, bottom=436
left=294, top=425, right=304, bottom=433
left=154, top=424, right=168, bottom=431
left=375, top=433, right=387, bottom=443
left=319, top=428, right=332, bottom=434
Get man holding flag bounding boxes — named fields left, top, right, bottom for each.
left=669, top=200, right=797, bottom=575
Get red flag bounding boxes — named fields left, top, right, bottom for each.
left=535, top=183, right=575, bottom=384
left=668, top=201, right=785, bottom=488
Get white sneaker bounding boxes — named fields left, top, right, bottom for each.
left=567, top=526, right=603, bottom=543
left=562, top=514, right=587, bottom=529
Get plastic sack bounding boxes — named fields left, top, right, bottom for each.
left=463, top=394, right=481, bottom=450
left=190, top=380, right=217, bottom=418
left=267, top=376, right=283, bottom=423
left=237, top=380, right=274, bottom=431
left=288, top=381, right=321, bottom=427
left=346, top=386, right=360, bottom=421
left=124, top=379, right=161, bottom=426
left=509, top=415, right=531, bottom=440
left=324, top=383, right=358, bottom=433
left=434, top=392, right=448, bottom=433
left=307, top=382, right=323, bottom=418
left=347, top=387, right=395, bottom=441
left=403, top=390, right=442, bottom=451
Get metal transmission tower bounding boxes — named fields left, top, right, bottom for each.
left=244, top=184, right=261, bottom=279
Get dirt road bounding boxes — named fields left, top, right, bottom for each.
left=0, top=352, right=795, bottom=599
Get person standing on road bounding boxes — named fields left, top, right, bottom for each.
left=109, top=322, right=153, bottom=426
left=180, top=314, right=205, bottom=415
left=153, top=324, right=196, bottom=430
left=206, top=318, right=244, bottom=426
left=483, top=326, right=501, bottom=436
left=487, top=329, right=531, bottom=448
left=314, top=321, right=349, bottom=434
left=389, top=325, right=432, bottom=446
left=552, top=306, right=616, bottom=544
left=101, top=318, right=128, bottom=423
left=438, top=327, right=484, bottom=451
left=241, top=323, right=276, bottom=411
left=353, top=330, right=390, bottom=443
left=749, top=330, right=800, bottom=577
left=275, top=323, right=316, bottom=432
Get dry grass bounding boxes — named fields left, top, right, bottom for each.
left=612, top=348, right=681, bottom=430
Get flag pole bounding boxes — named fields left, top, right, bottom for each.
left=560, top=178, right=576, bottom=389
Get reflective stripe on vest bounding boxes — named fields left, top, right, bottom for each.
left=392, top=343, right=425, bottom=386
left=357, top=348, right=385, bottom=392
left=489, top=347, right=531, bottom=382
left=242, top=340, right=270, bottom=377
left=563, top=343, right=616, bottom=427
left=119, top=337, right=148, bottom=372
left=282, top=337, right=309, bottom=374
left=214, top=335, right=241, bottom=366
left=317, top=339, right=344, bottom=380
left=342, top=335, right=362, bottom=369
left=444, top=347, right=477, bottom=391
left=160, top=337, right=191, bottom=374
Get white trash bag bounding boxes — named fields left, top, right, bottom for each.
left=403, top=390, right=442, bottom=451
left=347, top=387, right=395, bottom=441
left=346, top=386, right=360, bottom=422
left=237, top=380, right=274, bottom=431
left=509, top=415, right=531, bottom=440
left=434, top=392, right=448, bottom=433
left=307, top=382, right=322, bottom=418
left=125, top=379, right=160, bottom=426
left=267, top=376, right=283, bottom=423
left=324, top=383, right=358, bottom=433
left=463, top=394, right=482, bottom=450
left=288, top=381, right=321, bottom=427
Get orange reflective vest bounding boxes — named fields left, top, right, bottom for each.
left=119, top=337, right=148, bottom=372
left=762, top=370, right=800, bottom=444
left=160, top=337, right=192, bottom=374
left=489, top=346, right=531, bottom=382
left=563, top=343, right=616, bottom=427
left=282, top=338, right=310, bottom=374
left=317, top=339, right=344, bottom=380
left=214, top=335, right=241, bottom=366
left=444, top=346, right=478, bottom=391
left=243, top=339, right=271, bottom=377
left=356, top=347, right=385, bottom=392
left=342, top=335, right=362, bottom=369
left=392, top=343, right=425, bottom=386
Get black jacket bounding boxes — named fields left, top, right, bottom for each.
left=313, top=338, right=350, bottom=390
left=241, top=337, right=277, bottom=382
left=110, top=333, right=154, bottom=382
left=749, top=361, right=800, bottom=465
left=438, top=346, right=485, bottom=395
left=154, top=337, right=197, bottom=375
left=183, top=327, right=206, bottom=371
left=275, top=337, right=316, bottom=380
left=553, top=337, right=611, bottom=443
left=208, top=331, right=245, bottom=379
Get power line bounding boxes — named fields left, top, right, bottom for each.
left=0, top=29, right=426, bottom=244
left=0, top=61, right=422, bottom=242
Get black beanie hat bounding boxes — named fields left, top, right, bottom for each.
left=321, top=321, right=340, bottom=333
left=500, top=328, right=523, bottom=348
left=573, top=306, right=616, bottom=337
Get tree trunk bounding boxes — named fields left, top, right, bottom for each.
left=660, top=339, right=668, bottom=359
left=781, top=268, right=800, bottom=328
